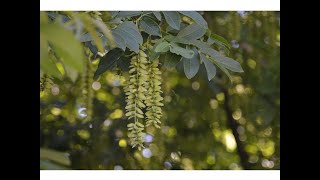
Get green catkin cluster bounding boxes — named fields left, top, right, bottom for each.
left=40, top=74, right=53, bottom=92
left=82, top=59, right=93, bottom=122
left=124, top=46, right=164, bottom=150
left=145, top=60, right=164, bottom=128
left=124, top=49, right=149, bottom=150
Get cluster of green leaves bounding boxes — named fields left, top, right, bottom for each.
left=40, top=11, right=280, bottom=170
left=40, top=11, right=243, bottom=84
left=93, top=11, right=244, bottom=83
left=40, top=11, right=114, bottom=82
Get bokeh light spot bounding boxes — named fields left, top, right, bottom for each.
left=209, top=99, right=219, bottom=109
left=216, top=93, right=225, bottom=102
left=145, top=134, right=153, bottom=143
left=109, top=109, right=123, bottom=119
left=142, top=148, right=152, bottom=158
left=51, top=107, right=61, bottom=116
left=206, top=155, right=216, bottom=165
left=191, top=81, right=200, bottom=91
left=51, top=85, right=60, bottom=96
left=77, top=130, right=90, bottom=140
left=247, top=59, right=257, bottom=69
left=223, top=130, right=237, bottom=152
left=235, top=84, right=245, bottom=94
left=118, top=139, right=127, bottom=148
left=92, top=81, right=101, bottom=90
left=103, top=119, right=112, bottom=126
left=78, top=108, right=87, bottom=118
left=232, top=109, right=242, bottom=120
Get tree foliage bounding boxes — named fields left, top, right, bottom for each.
left=40, top=11, right=279, bottom=170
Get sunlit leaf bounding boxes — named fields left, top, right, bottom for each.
left=41, top=23, right=84, bottom=73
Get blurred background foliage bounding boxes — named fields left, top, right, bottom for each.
left=40, top=11, right=280, bottom=170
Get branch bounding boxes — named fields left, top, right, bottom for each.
left=222, top=88, right=251, bottom=170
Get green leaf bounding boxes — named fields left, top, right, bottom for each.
left=199, top=47, right=221, bottom=59
left=94, top=48, right=123, bottom=80
left=111, top=30, right=126, bottom=51
left=117, top=21, right=143, bottom=44
left=162, top=11, right=181, bottom=30
left=200, top=53, right=216, bottom=81
left=209, top=33, right=231, bottom=49
left=177, top=23, right=206, bottom=41
left=214, top=56, right=243, bottom=72
left=117, top=56, right=130, bottom=71
left=164, top=34, right=191, bottom=45
left=149, top=51, right=160, bottom=61
left=40, top=57, right=62, bottom=79
left=154, top=41, right=170, bottom=53
left=114, top=21, right=143, bottom=53
left=179, top=11, right=208, bottom=29
left=191, top=39, right=211, bottom=49
left=200, top=47, right=243, bottom=72
left=213, top=60, right=233, bottom=82
left=139, top=17, right=161, bottom=37
left=41, top=23, right=84, bottom=73
left=169, top=43, right=194, bottom=58
left=164, top=52, right=182, bottom=70
left=40, top=148, right=71, bottom=166
left=153, top=12, right=162, bottom=21
left=183, top=48, right=200, bottom=79
left=40, top=34, right=62, bottom=79
left=116, top=11, right=142, bottom=18
left=64, top=63, right=79, bottom=82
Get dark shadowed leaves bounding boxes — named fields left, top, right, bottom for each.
left=164, top=52, right=182, bottom=70
left=94, top=48, right=123, bottom=80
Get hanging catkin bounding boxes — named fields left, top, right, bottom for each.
left=82, top=59, right=93, bottom=122
left=145, top=60, right=163, bottom=128
left=124, top=49, right=149, bottom=150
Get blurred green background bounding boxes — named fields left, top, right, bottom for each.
left=40, top=11, right=280, bottom=170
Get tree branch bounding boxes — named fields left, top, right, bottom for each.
left=222, top=88, right=251, bottom=169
